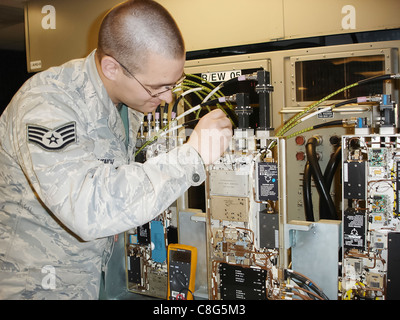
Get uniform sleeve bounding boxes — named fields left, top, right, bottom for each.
left=13, top=91, right=205, bottom=241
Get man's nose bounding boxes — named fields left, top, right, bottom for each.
left=159, top=89, right=173, bottom=104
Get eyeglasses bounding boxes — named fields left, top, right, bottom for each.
left=106, top=54, right=185, bottom=98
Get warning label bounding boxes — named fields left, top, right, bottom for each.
left=257, top=162, right=278, bottom=201
left=343, top=208, right=366, bottom=249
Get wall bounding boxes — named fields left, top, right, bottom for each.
left=24, top=0, right=400, bottom=72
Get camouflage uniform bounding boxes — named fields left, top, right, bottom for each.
left=0, top=50, right=205, bottom=299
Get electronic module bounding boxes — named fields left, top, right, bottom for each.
left=123, top=40, right=400, bottom=300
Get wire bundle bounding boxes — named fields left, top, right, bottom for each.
left=134, top=73, right=252, bottom=156
left=282, top=269, right=330, bottom=300
left=271, top=73, right=397, bottom=148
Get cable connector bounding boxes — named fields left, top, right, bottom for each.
left=244, top=72, right=258, bottom=81
left=202, top=94, right=236, bottom=106
left=356, top=96, right=381, bottom=103
left=342, top=118, right=358, bottom=127
left=390, top=73, right=400, bottom=79
left=223, top=94, right=237, bottom=103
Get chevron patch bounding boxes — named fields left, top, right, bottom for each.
left=27, top=122, right=77, bottom=151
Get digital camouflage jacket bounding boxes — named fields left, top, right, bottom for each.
left=0, top=50, right=205, bottom=299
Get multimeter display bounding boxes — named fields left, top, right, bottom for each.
left=170, top=250, right=191, bottom=263
left=167, top=244, right=197, bottom=300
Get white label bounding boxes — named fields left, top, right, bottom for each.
left=30, top=60, right=42, bottom=70
left=317, top=107, right=334, bottom=118
left=201, top=70, right=242, bottom=83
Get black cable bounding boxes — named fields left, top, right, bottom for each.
left=171, top=95, right=182, bottom=119
left=333, top=97, right=357, bottom=108
left=155, top=104, right=161, bottom=114
left=177, top=287, right=195, bottom=300
left=302, top=121, right=344, bottom=221
left=301, top=120, right=344, bottom=221
left=357, top=73, right=393, bottom=85
left=305, top=136, right=337, bottom=220
left=162, top=103, right=169, bottom=120
left=319, top=146, right=342, bottom=217
left=291, top=278, right=317, bottom=300
left=303, top=143, right=342, bottom=222
left=303, top=161, right=314, bottom=222
left=221, top=76, right=242, bottom=88
left=285, top=269, right=329, bottom=300
left=312, top=120, right=344, bottom=129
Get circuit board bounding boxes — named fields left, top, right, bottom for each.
left=341, top=135, right=400, bottom=300
left=205, top=137, right=284, bottom=300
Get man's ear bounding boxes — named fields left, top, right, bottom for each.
left=100, top=56, right=120, bottom=81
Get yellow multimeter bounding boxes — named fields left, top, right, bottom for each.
left=167, top=244, right=197, bottom=300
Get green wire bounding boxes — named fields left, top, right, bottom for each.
left=136, top=71, right=257, bottom=157
left=134, top=75, right=234, bottom=157
left=265, top=81, right=359, bottom=151
left=284, top=126, right=315, bottom=140
left=185, top=75, right=234, bottom=110
left=134, top=123, right=169, bottom=157
left=182, top=76, right=235, bottom=123
left=276, top=82, right=359, bottom=138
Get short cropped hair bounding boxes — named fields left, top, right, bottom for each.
left=97, top=0, right=185, bottom=74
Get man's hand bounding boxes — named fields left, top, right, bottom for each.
left=186, top=109, right=233, bottom=165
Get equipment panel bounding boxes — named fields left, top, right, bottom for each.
left=341, top=135, right=400, bottom=300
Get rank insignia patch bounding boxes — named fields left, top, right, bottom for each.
left=27, top=122, right=77, bottom=151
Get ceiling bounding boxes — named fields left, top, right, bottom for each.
left=0, top=0, right=26, bottom=51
